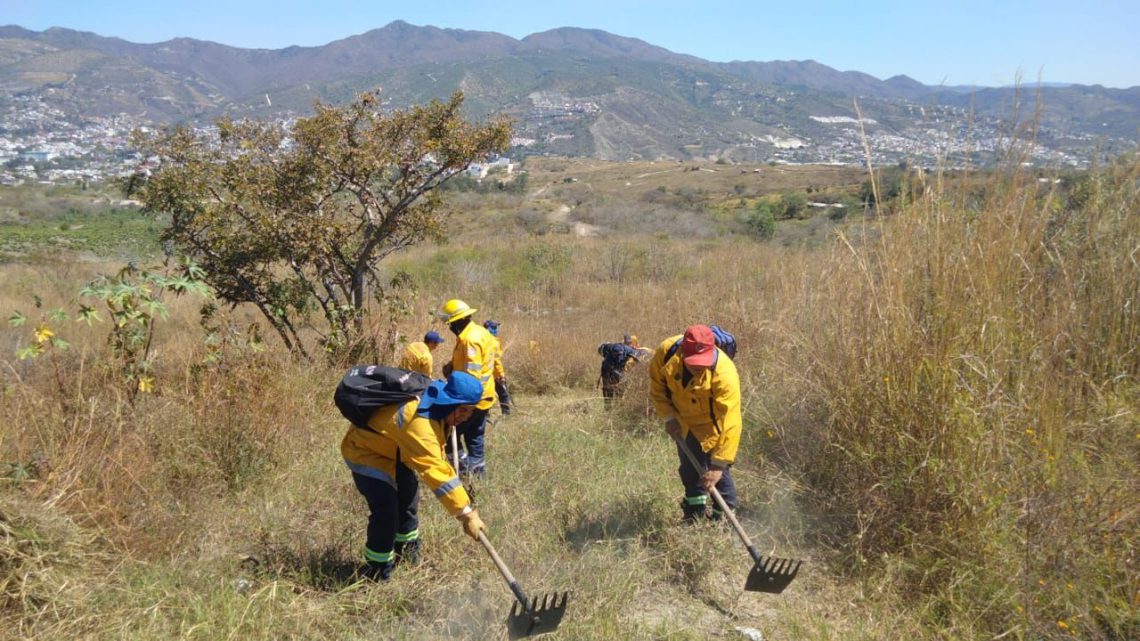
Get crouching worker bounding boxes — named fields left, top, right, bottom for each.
left=341, top=371, right=488, bottom=581
left=648, top=325, right=742, bottom=522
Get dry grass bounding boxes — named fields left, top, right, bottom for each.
left=1, top=156, right=1136, bottom=640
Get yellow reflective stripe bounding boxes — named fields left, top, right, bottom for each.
left=394, top=529, right=419, bottom=543
left=364, top=547, right=393, bottom=563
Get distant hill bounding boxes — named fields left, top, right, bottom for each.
left=1, top=22, right=1137, bottom=162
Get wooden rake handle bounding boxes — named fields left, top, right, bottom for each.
left=671, top=433, right=764, bottom=567
left=477, top=531, right=532, bottom=611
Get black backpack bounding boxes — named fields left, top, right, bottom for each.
left=334, top=365, right=432, bottom=431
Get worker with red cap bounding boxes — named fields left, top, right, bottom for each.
left=648, top=324, right=742, bottom=522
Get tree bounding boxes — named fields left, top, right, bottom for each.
left=130, top=91, right=511, bottom=359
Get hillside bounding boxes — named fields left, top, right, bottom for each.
left=1, top=23, right=1137, bottom=164
left=2, top=152, right=1138, bottom=639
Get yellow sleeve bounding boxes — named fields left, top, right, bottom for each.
left=708, top=355, right=742, bottom=467
left=648, top=336, right=681, bottom=420
left=492, top=337, right=505, bottom=380
left=394, top=406, right=471, bottom=515
left=399, top=343, right=432, bottom=377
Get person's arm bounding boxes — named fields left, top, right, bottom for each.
left=492, top=340, right=505, bottom=381
left=395, top=410, right=471, bottom=516
left=708, top=357, right=743, bottom=468
left=648, top=345, right=676, bottom=421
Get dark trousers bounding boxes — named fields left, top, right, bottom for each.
left=494, top=379, right=512, bottom=414
left=351, top=455, right=419, bottom=577
left=453, top=407, right=489, bottom=469
left=675, top=431, right=737, bottom=520
left=600, top=368, right=623, bottom=407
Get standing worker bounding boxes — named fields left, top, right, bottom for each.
left=597, top=334, right=646, bottom=407
left=399, top=330, right=445, bottom=377
left=341, top=371, right=488, bottom=580
left=483, top=320, right=512, bottom=416
left=648, top=324, right=742, bottom=522
left=439, top=299, right=497, bottom=477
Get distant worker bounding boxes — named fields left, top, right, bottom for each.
left=439, top=299, right=497, bottom=477
left=648, top=324, right=742, bottom=522
left=341, top=371, right=488, bottom=581
left=398, top=331, right=445, bottom=377
left=483, top=320, right=512, bottom=416
left=597, top=334, right=647, bottom=407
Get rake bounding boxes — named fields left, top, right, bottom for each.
left=672, top=434, right=802, bottom=594
left=477, top=532, right=569, bottom=638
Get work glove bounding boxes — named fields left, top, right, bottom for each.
left=700, top=467, right=724, bottom=491
left=664, top=417, right=681, bottom=439
left=457, top=509, right=486, bottom=540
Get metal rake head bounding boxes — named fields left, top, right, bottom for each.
left=506, top=592, right=570, bottom=639
left=745, top=556, right=802, bottom=594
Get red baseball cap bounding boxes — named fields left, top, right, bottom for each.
left=681, top=324, right=716, bottom=367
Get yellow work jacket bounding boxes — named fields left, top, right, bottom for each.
left=489, top=335, right=506, bottom=381
left=648, top=334, right=742, bottom=468
left=451, top=322, right=497, bottom=410
left=341, top=402, right=471, bottom=516
left=399, top=341, right=434, bottom=377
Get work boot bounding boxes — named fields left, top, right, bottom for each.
left=394, top=539, right=421, bottom=566
left=356, top=561, right=392, bottom=582
left=680, top=498, right=708, bottom=523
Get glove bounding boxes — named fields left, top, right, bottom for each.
left=457, top=509, right=486, bottom=540
left=700, top=468, right=724, bottom=491
left=664, top=417, right=681, bottom=439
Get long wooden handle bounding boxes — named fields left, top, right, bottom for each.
left=478, top=530, right=532, bottom=610
left=477, top=531, right=518, bottom=584
left=671, top=433, right=761, bottom=562
left=450, top=426, right=460, bottom=473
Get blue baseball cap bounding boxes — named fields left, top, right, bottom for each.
left=424, top=330, right=444, bottom=344
left=417, top=371, right=483, bottom=413
left=483, top=320, right=500, bottom=335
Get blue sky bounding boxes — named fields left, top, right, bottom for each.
left=4, top=0, right=1138, bottom=88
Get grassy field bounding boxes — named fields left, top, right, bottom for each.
left=1, top=157, right=1137, bottom=640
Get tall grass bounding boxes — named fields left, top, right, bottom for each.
left=1, top=157, right=1136, bottom=640
left=770, top=161, right=1139, bottom=638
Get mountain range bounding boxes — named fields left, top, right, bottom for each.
left=2, top=21, right=1138, bottom=163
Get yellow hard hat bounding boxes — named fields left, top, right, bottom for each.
left=440, top=298, right=477, bottom=323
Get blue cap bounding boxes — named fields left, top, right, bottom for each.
left=483, top=320, right=500, bottom=336
left=417, top=371, right=483, bottom=413
left=424, top=330, right=443, bottom=344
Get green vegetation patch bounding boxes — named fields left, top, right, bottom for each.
left=0, top=207, right=162, bottom=259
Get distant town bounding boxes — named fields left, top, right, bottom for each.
left=0, top=93, right=1109, bottom=188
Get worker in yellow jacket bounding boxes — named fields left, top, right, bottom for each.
left=648, top=324, right=742, bottom=522
left=439, top=299, right=497, bottom=477
left=399, top=330, right=445, bottom=377
left=483, top=320, right=512, bottom=416
left=341, top=371, right=487, bottom=581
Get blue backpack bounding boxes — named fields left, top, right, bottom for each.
left=665, top=325, right=738, bottom=362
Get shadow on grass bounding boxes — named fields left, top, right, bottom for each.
left=245, top=542, right=361, bottom=591
left=563, top=494, right=669, bottom=553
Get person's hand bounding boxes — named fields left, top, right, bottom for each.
left=664, top=417, right=681, bottom=439
left=457, top=509, right=486, bottom=540
left=700, top=468, right=723, bottom=491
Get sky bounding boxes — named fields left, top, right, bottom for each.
left=4, top=0, right=1138, bottom=88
